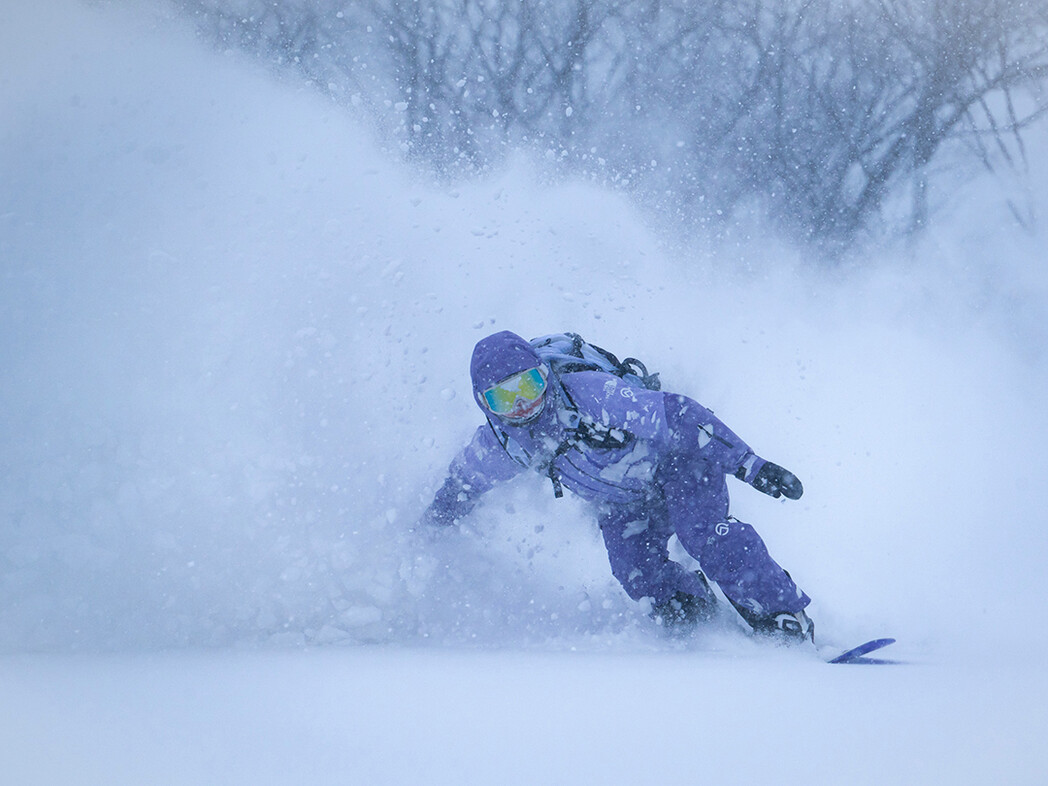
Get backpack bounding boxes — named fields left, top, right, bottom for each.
left=530, top=332, right=661, bottom=391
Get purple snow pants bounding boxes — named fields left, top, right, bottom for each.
left=598, top=461, right=808, bottom=616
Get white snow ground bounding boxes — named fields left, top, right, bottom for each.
left=2, top=2, right=1048, bottom=784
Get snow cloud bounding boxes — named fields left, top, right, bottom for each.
left=2, top=0, right=1047, bottom=658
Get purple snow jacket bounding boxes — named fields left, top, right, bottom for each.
left=426, top=331, right=768, bottom=523
left=425, top=331, right=811, bottom=616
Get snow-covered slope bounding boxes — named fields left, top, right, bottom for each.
left=3, top=2, right=1048, bottom=783
left=5, top=646, right=1047, bottom=785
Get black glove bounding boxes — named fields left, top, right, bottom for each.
left=419, top=501, right=458, bottom=528
left=750, top=462, right=804, bottom=500
left=419, top=476, right=476, bottom=527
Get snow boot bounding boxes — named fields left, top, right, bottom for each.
left=651, top=573, right=718, bottom=631
left=732, top=603, right=816, bottom=645
left=652, top=591, right=716, bottom=630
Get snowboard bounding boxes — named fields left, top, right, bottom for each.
left=826, top=637, right=897, bottom=664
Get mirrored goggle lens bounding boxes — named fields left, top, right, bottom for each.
left=483, top=367, right=547, bottom=414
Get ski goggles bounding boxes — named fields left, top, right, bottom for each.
left=481, top=366, right=548, bottom=415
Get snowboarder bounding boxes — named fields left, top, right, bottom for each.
left=420, top=330, right=814, bottom=643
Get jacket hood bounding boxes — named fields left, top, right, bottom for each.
left=470, top=330, right=544, bottom=408
left=471, top=331, right=561, bottom=433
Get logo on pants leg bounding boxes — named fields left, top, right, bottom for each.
left=715, top=521, right=731, bottom=536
